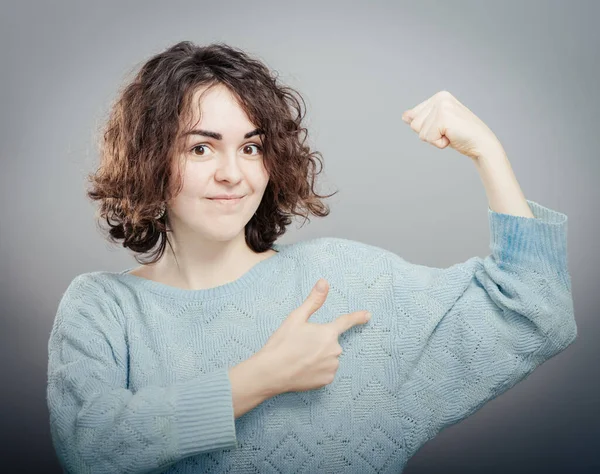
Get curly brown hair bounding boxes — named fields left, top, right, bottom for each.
left=86, top=41, right=338, bottom=265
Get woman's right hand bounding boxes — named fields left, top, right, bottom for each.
left=255, top=278, right=372, bottom=394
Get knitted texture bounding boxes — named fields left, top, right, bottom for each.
left=47, top=199, right=577, bottom=473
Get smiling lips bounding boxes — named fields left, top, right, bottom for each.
left=207, top=195, right=245, bottom=205
left=208, top=194, right=245, bottom=199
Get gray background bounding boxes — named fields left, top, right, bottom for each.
left=1, top=0, right=598, bottom=472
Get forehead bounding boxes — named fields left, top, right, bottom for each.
left=184, top=84, right=247, bottom=123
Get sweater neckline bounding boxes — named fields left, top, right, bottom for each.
left=115, top=242, right=287, bottom=301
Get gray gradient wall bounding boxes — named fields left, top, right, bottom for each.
left=1, top=0, right=598, bottom=472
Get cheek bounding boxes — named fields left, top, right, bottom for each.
left=250, top=162, right=270, bottom=188
left=179, top=164, right=209, bottom=195
left=168, top=171, right=209, bottom=214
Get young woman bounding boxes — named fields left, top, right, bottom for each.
left=47, top=41, right=576, bottom=473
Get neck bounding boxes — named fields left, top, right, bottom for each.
left=152, top=231, right=265, bottom=290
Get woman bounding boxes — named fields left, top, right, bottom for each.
left=47, top=41, right=576, bottom=473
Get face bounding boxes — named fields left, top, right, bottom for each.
left=167, top=84, right=269, bottom=242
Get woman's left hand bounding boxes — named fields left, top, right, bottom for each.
left=401, top=90, right=504, bottom=162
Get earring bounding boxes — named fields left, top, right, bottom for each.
left=155, top=202, right=166, bottom=219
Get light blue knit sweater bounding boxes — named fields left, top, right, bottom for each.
left=47, top=199, right=577, bottom=474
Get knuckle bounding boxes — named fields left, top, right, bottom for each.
left=309, top=298, right=323, bottom=311
left=440, top=98, right=454, bottom=110
left=312, top=291, right=326, bottom=303
left=328, top=326, right=340, bottom=341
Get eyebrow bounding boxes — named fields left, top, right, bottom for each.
left=181, top=128, right=264, bottom=140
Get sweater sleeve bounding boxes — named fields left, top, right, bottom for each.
left=389, top=199, right=577, bottom=457
left=46, top=274, right=238, bottom=474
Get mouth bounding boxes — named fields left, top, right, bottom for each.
left=207, top=196, right=246, bottom=204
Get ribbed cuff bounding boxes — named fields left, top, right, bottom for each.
left=488, top=199, right=569, bottom=275
left=173, top=368, right=237, bottom=458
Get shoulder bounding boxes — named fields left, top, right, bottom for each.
left=60, top=271, right=120, bottom=300
left=55, top=271, right=125, bottom=326
left=286, top=236, right=406, bottom=265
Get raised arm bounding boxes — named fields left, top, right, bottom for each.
left=389, top=200, right=577, bottom=459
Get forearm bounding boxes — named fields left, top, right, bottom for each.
left=228, top=354, right=280, bottom=419
left=474, top=144, right=535, bottom=218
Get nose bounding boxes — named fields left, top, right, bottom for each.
left=214, top=152, right=243, bottom=184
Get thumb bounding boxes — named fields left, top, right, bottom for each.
left=289, top=278, right=329, bottom=324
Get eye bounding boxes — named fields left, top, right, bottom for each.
left=190, top=144, right=211, bottom=156
left=243, top=144, right=263, bottom=156
left=189, top=143, right=263, bottom=157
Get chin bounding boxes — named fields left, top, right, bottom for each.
left=204, top=226, right=248, bottom=242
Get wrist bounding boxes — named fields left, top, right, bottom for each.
left=247, top=352, right=285, bottom=399
left=475, top=138, right=507, bottom=164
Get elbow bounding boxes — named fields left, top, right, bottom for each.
left=547, top=311, right=578, bottom=355
left=535, top=277, right=578, bottom=355
left=561, top=316, right=578, bottom=350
